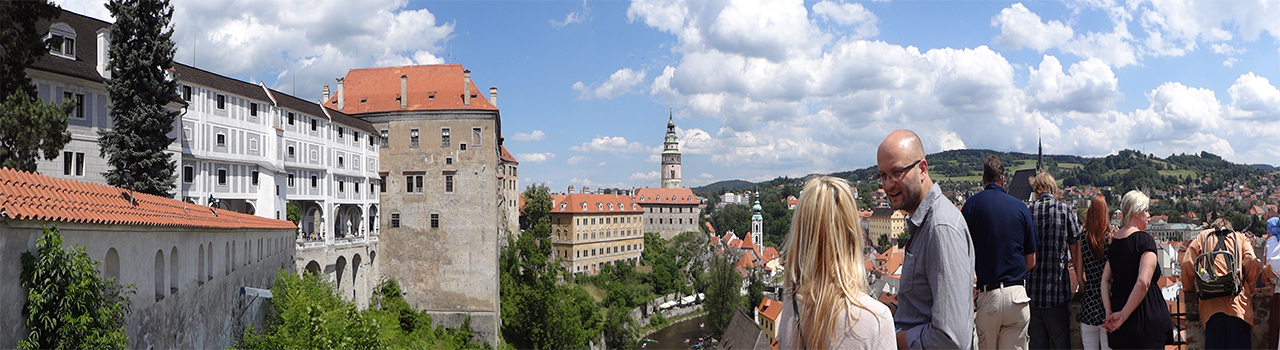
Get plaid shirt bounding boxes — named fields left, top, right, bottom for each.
left=1027, top=193, right=1082, bottom=308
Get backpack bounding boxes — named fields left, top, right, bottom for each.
left=1194, top=228, right=1243, bottom=300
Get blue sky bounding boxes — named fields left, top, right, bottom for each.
left=58, top=0, right=1280, bottom=190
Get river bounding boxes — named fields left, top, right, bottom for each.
left=639, top=314, right=712, bottom=350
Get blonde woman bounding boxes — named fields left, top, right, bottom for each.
left=777, top=176, right=895, bottom=349
left=1101, top=190, right=1173, bottom=348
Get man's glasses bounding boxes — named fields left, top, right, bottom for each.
left=875, top=159, right=922, bottom=184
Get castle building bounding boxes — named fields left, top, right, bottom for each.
left=661, top=113, right=682, bottom=189
left=549, top=192, right=645, bottom=275
left=632, top=188, right=701, bottom=240
left=324, top=64, right=511, bottom=343
left=27, top=10, right=381, bottom=309
left=868, top=207, right=906, bottom=242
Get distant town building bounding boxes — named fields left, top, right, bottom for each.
left=326, top=64, right=511, bottom=343
left=549, top=192, right=645, bottom=275
left=661, top=113, right=683, bottom=189
left=867, top=208, right=906, bottom=242
left=632, top=188, right=700, bottom=239
left=756, top=297, right=782, bottom=345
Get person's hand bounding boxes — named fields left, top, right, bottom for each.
left=1102, top=311, right=1126, bottom=332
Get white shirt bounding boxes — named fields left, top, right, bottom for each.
left=1265, top=234, right=1280, bottom=293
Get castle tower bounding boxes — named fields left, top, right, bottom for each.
left=751, top=200, right=763, bottom=248
left=661, top=112, right=683, bottom=188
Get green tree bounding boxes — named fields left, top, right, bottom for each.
left=100, top=0, right=180, bottom=196
left=286, top=201, right=302, bottom=226
left=704, top=255, right=741, bottom=339
left=0, top=0, right=75, bottom=171
left=876, top=234, right=892, bottom=253
left=602, top=307, right=637, bottom=350
left=746, top=268, right=764, bottom=312
left=501, top=183, right=601, bottom=349
left=19, top=227, right=132, bottom=350
left=238, top=270, right=381, bottom=349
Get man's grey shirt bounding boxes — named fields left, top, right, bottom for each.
left=895, top=184, right=976, bottom=349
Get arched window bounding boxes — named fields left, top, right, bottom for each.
left=231, top=240, right=237, bottom=272
left=170, top=247, right=179, bottom=295
left=208, top=241, right=214, bottom=281
left=225, top=241, right=231, bottom=275
left=154, top=250, right=165, bottom=301
left=104, top=248, right=119, bottom=281
left=198, top=244, right=205, bottom=286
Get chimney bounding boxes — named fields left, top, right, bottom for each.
left=568, top=185, right=575, bottom=194
left=489, top=87, right=497, bottom=107
left=336, top=77, right=345, bottom=110
left=463, top=70, right=471, bottom=107
left=322, top=84, right=330, bottom=101
left=96, top=29, right=110, bottom=79
left=400, top=75, right=408, bottom=109
left=582, top=186, right=589, bottom=194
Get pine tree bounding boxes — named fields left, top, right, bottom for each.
left=0, top=0, right=74, bottom=171
left=100, top=0, right=179, bottom=197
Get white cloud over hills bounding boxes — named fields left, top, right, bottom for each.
left=612, top=0, right=1280, bottom=181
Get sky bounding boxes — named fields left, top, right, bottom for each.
left=55, top=0, right=1280, bottom=191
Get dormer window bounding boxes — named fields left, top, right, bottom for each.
left=597, top=203, right=603, bottom=210
left=581, top=202, right=587, bottom=211
left=47, top=23, right=76, bottom=59
left=560, top=202, right=567, bottom=210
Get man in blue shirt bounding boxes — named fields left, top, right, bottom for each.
left=961, top=156, right=1037, bottom=350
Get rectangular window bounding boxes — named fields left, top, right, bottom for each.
left=74, top=94, right=84, bottom=119
left=338, top=180, right=344, bottom=192
left=410, top=128, right=420, bottom=148
left=430, top=214, right=439, bottom=229
left=73, top=152, right=84, bottom=176
left=250, top=103, right=258, bottom=117
left=310, top=175, right=318, bottom=188
left=63, top=37, right=74, bottom=56
left=369, top=181, right=374, bottom=193
left=311, top=119, right=317, bottom=131
left=380, top=129, right=388, bottom=148
left=183, top=165, right=194, bottom=183
left=391, top=213, right=401, bottom=228
left=459, top=143, right=467, bottom=151
left=182, top=86, right=192, bottom=101
left=337, top=127, right=344, bottom=140
left=287, top=112, right=294, bottom=125
left=445, top=175, right=454, bottom=193
left=380, top=176, right=387, bottom=192
left=251, top=170, right=259, bottom=186
left=472, top=127, right=482, bottom=147
left=445, top=157, right=453, bottom=165
left=287, top=174, right=295, bottom=187
left=216, top=133, right=226, bottom=146
left=62, top=151, right=73, bottom=175
left=415, top=175, right=423, bottom=193
left=440, top=128, right=450, bottom=148
left=216, top=95, right=226, bottom=109
left=354, top=180, right=359, bottom=193
left=217, top=169, right=227, bottom=185
left=287, top=146, right=295, bottom=159
left=337, top=156, right=344, bottom=168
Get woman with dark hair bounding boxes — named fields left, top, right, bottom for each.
left=1078, top=195, right=1112, bottom=349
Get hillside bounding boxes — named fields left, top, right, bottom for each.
left=705, top=149, right=1272, bottom=197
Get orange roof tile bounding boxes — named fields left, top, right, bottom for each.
left=758, top=297, right=782, bottom=322
left=327, top=64, right=498, bottom=114
left=0, top=168, right=295, bottom=230
left=760, top=246, right=781, bottom=263
left=500, top=145, right=518, bottom=164
left=631, top=187, right=698, bottom=204
left=550, top=193, right=642, bottom=214
left=705, top=221, right=716, bottom=234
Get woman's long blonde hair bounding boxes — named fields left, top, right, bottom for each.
left=782, top=176, right=869, bottom=349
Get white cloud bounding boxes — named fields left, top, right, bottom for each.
left=1223, top=58, right=1240, bottom=67
left=1025, top=56, right=1120, bottom=113
left=700, top=173, right=715, bottom=179
left=566, top=156, right=594, bottom=165
left=630, top=171, right=660, bottom=181
left=645, top=154, right=661, bottom=163
left=573, top=68, right=647, bottom=99
left=570, top=135, right=650, bottom=153
left=514, top=152, right=555, bottom=164
left=55, top=0, right=453, bottom=102
left=628, top=0, right=831, bottom=62
left=1211, top=43, right=1244, bottom=55
left=1227, top=73, right=1280, bottom=120
left=551, top=0, right=591, bottom=28
left=510, top=130, right=547, bottom=141
left=991, top=3, right=1074, bottom=52
left=812, top=0, right=878, bottom=39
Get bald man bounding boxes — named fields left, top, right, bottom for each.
left=879, top=130, right=975, bottom=350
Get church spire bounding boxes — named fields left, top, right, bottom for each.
left=1037, top=129, right=1044, bottom=173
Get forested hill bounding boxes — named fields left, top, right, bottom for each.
left=703, top=149, right=1272, bottom=197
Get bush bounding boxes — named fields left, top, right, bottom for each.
left=19, top=226, right=132, bottom=350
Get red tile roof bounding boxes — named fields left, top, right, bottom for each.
left=500, top=145, right=518, bottom=164
left=757, top=297, right=782, bottom=322
left=550, top=193, right=642, bottom=214
left=326, top=64, right=498, bottom=114
left=631, top=187, right=698, bottom=204
left=0, top=168, right=295, bottom=230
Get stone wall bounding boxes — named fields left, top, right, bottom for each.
left=0, top=220, right=295, bottom=349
